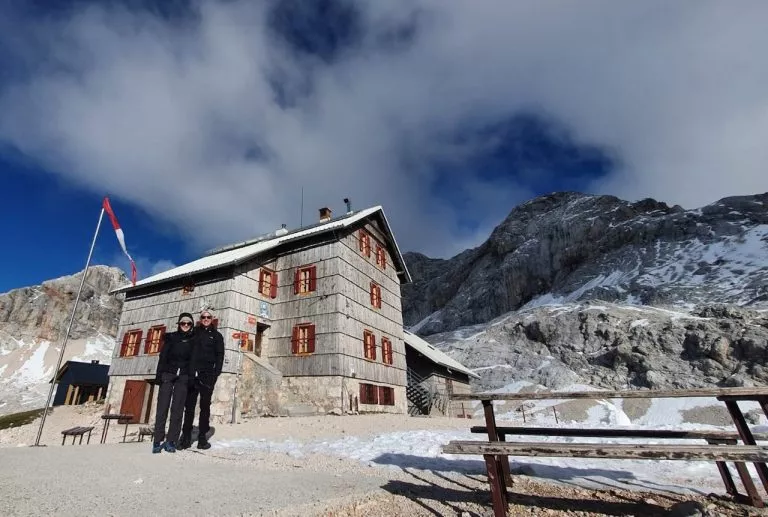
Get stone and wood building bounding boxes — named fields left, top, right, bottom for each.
left=403, top=330, right=479, bottom=417
left=106, top=205, right=414, bottom=424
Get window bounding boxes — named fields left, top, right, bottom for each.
left=363, top=330, right=376, bottom=360
left=378, top=386, right=395, bottom=406
left=381, top=337, right=393, bottom=365
left=291, top=323, right=316, bottom=354
left=294, top=265, right=317, bottom=294
left=375, top=245, right=387, bottom=269
left=358, top=230, right=371, bottom=257
left=120, top=329, right=142, bottom=357
left=238, top=331, right=253, bottom=353
left=259, top=268, right=278, bottom=298
left=359, top=383, right=379, bottom=404
left=144, top=325, right=166, bottom=355
left=370, top=282, right=382, bottom=309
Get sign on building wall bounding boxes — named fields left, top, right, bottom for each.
left=259, top=301, right=269, bottom=318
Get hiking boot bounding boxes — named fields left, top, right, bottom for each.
left=177, top=435, right=192, bottom=450
left=197, top=438, right=211, bottom=450
left=163, top=441, right=177, bottom=453
left=152, top=442, right=163, bottom=454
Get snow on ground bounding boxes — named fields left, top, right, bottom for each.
left=211, top=394, right=767, bottom=498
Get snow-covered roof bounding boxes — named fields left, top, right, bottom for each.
left=113, top=206, right=411, bottom=293
left=403, top=330, right=480, bottom=379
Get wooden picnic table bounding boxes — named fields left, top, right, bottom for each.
left=100, top=413, right=133, bottom=444
left=449, top=387, right=768, bottom=515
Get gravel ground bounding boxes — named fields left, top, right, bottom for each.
left=0, top=406, right=764, bottom=516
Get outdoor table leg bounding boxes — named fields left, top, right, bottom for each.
left=722, top=399, right=768, bottom=496
left=79, top=433, right=84, bottom=445
left=87, top=429, right=92, bottom=444
left=61, top=434, right=66, bottom=446
left=482, top=399, right=509, bottom=515
left=101, top=419, right=111, bottom=444
left=123, top=423, right=128, bottom=443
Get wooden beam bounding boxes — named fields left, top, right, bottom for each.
left=469, top=426, right=768, bottom=442
left=451, top=387, right=768, bottom=401
left=64, top=384, right=74, bottom=405
left=442, top=441, right=768, bottom=462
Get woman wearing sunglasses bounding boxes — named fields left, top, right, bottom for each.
left=152, top=312, right=197, bottom=453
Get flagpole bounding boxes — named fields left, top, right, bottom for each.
left=33, top=206, right=105, bottom=446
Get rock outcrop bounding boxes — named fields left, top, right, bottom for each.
left=403, top=192, right=768, bottom=335
left=428, top=302, right=768, bottom=392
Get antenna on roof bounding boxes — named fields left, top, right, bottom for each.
left=344, top=198, right=352, bottom=214
left=300, top=186, right=304, bottom=228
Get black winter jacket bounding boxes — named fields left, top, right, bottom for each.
left=193, top=325, right=225, bottom=376
left=156, top=329, right=196, bottom=378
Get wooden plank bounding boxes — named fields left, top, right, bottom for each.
left=441, top=441, right=768, bottom=462
left=452, top=387, right=768, bottom=401
left=469, top=426, right=768, bottom=442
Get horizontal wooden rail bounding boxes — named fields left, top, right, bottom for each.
left=442, top=440, right=768, bottom=462
left=451, top=387, right=768, bottom=401
left=469, top=426, right=768, bottom=442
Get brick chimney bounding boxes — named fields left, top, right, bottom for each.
left=319, top=207, right=332, bottom=222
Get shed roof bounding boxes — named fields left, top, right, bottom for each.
left=112, top=205, right=411, bottom=293
left=50, top=360, right=110, bottom=384
left=403, top=330, right=480, bottom=379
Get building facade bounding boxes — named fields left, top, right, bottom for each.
left=105, top=206, right=412, bottom=425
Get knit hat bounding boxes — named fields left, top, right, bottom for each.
left=178, top=312, right=194, bottom=325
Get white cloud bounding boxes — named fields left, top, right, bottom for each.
left=1, top=1, right=767, bottom=259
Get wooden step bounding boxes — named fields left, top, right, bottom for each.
left=442, top=440, right=768, bottom=462
left=469, top=426, right=768, bottom=442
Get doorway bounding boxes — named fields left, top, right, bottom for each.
left=120, top=380, right=147, bottom=424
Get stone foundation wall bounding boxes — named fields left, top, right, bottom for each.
left=236, top=353, right=282, bottom=417
left=279, top=376, right=343, bottom=415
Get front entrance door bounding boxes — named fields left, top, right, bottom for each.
left=120, top=380, right=146, bottom=424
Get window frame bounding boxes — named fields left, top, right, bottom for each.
left=143, top=325, right=166, bottom=355
left=358, top=230, right=371, bottom=258
left=381, top=337, right=393, bottom=365
left=363, top=330, right=377, bottom=361
left=369, top=282, right=382, bottom=309
left=378, top=386, right=395, bottom=406
left=120, top=329, right=143, bottom=357
left=375, top=245, right=387, bottom=269
left=291, top=323, right=316, bottom=355
left=359, top=383, right=379, bottom=404
left=294, top=265, right=317, bottom=295
left=258, top=268, right=278, bottom=299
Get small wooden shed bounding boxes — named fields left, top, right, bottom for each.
left=403, top=330, right=479, bottom=417
left=51, top=360, right=110, bottom=406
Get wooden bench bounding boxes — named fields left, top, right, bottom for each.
left=137, top=426, right=154, bottom=442
left=470, top=425, right=768, bottom=442
left=61, top=426, right=95, bottom=445
left=443, top=440, right=768, bottom=516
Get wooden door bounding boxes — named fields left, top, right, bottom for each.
left=120, top=380, right=146, bottom=424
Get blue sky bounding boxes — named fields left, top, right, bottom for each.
left=1, top=0, right=767, bottom=293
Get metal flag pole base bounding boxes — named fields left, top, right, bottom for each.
left=32, top=207, right=105, bottom=447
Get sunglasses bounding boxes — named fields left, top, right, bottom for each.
left=179, top=321, right=193, bottom=327
left=201, top=315, right=213, bottom=320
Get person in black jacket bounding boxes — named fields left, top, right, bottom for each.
left=152, top=312, right=197, bottom=453
left=179, top=307, right=224, bottom=450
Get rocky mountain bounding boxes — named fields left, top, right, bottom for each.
left=0, top=266, right=125, bottom=415
left=403, top=192, right=768, bottom=335
left=428, top=302, right=768, bottom=393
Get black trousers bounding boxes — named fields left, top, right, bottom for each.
left=183, top=371, right=217, bottom=440
left=153, top=372, right=189, bottom=444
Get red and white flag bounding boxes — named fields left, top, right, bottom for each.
left=102, top=197, right=137, bottom=285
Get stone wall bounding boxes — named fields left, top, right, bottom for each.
left=236, top=353, right=282, bottom=417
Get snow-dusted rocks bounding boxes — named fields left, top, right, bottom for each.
left=0, top=266, right=124, bottom=415
left=403, top=192, right=768, bottom=335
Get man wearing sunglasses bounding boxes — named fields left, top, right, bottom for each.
left=179, top=308, right=224, bottom=450
left=152, top=312, right=197, bottom=453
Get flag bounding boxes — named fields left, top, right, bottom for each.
left=102, top=196, right=137, bottom=285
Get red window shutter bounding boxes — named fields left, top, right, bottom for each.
left=291, top=325, right=299, bottom=354
left=157, top=326, right=166, bottom=353
left=307, top=325, right=316, bottom=353
left=378, top=386, right=385, bottom=405
left=120, top=333, right=129, bottom=357
left=134, top=330, right=143, bottom=356
left=358, top=230, right=365, bottom=251
left=270, top=272, right=278, bottom=298
left=382, top=252, right=387, bottom=269
left=294, top=268, right=300, bottom=294
left=370, top=283, right=375, bottom=306
left=389, top=387, right=395, bottom=405
left=359, top=383, right=366, bottom=404
left=371, top=334, right=377, bottom=361
left=372, top=385, right=379, bottom=405
left=258, top=270, right=265, bottom=294
left=143, top=331, right=152, bottom=354
left=309, top=266, right=317, bottom=292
